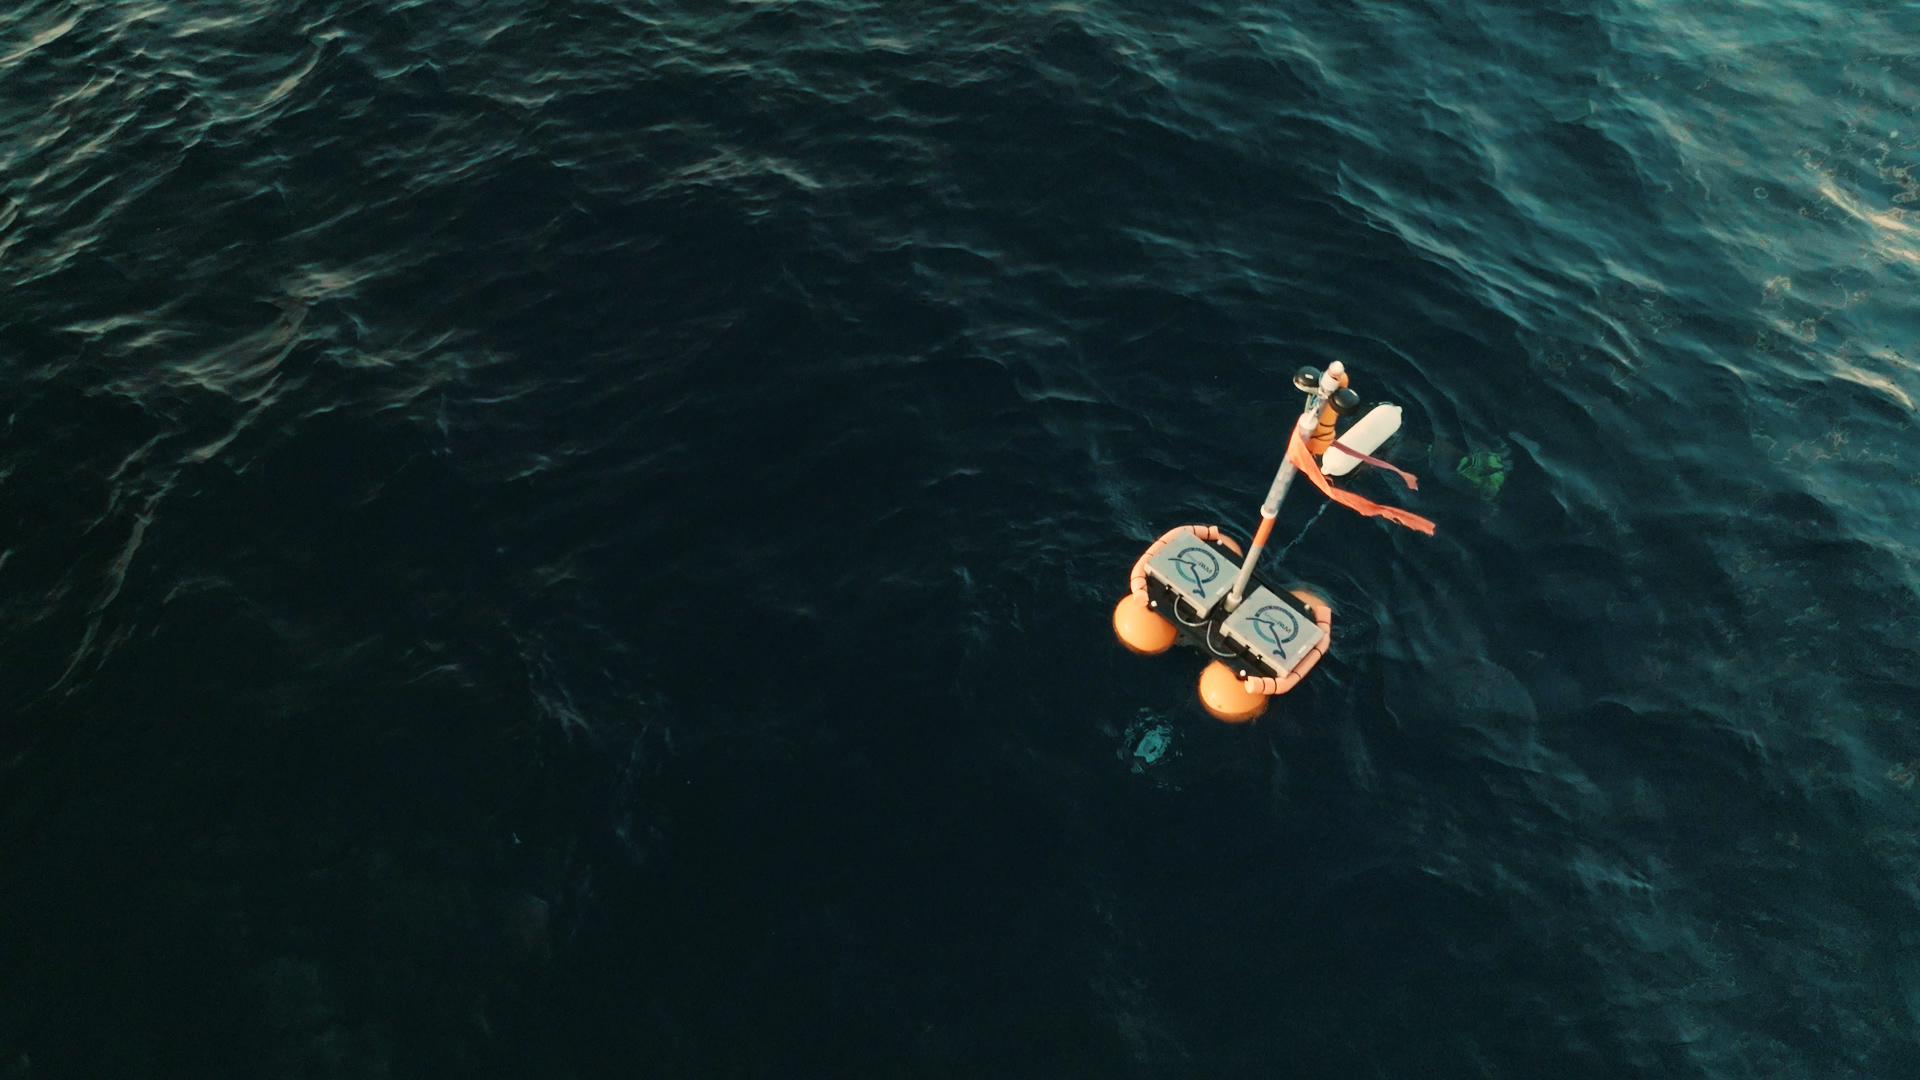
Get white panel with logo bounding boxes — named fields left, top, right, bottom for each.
left=1143, top=527, right=1239, bottom=617
left=1220, top=586, right=1325, bottom=673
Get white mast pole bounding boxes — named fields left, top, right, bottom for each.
left=1222, top=363, right=1344, bottom=613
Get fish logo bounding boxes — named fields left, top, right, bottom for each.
left=1250, top=604, right=1301, bottom=658
left=1169, top=546, right=1221, bottom=596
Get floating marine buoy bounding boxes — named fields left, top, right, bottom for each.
left=1114, top=362, right=1436, bottom=720
left=1199, top=660, right=1268, bottom=722
left=1112, top=592, right=1177, bottom=655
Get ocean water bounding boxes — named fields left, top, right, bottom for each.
left=2, top=0, right=1918, bottom=1076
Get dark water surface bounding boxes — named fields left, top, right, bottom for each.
left=4, top=0, right=1919, bottom=1076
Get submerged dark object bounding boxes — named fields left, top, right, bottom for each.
left=1457, top=450, right=1508, bottom=501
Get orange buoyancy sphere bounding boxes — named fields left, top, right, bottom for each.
left=1199, top=660, right=1268, bottom=722
left=1112, top=593, right=1177, bottom=655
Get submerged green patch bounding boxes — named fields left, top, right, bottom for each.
left=1457, top=451, right=1507, bottom=501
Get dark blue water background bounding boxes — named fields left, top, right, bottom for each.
left=3, top=0, right=1918, bottom=1076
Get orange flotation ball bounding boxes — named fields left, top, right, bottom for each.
left=1112, top=593, right=1177, bottom=655
left=1199, top=660, right=1268, bottom=722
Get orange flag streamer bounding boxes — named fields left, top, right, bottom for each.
left=1287, top=426, right=1437, bottom=536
